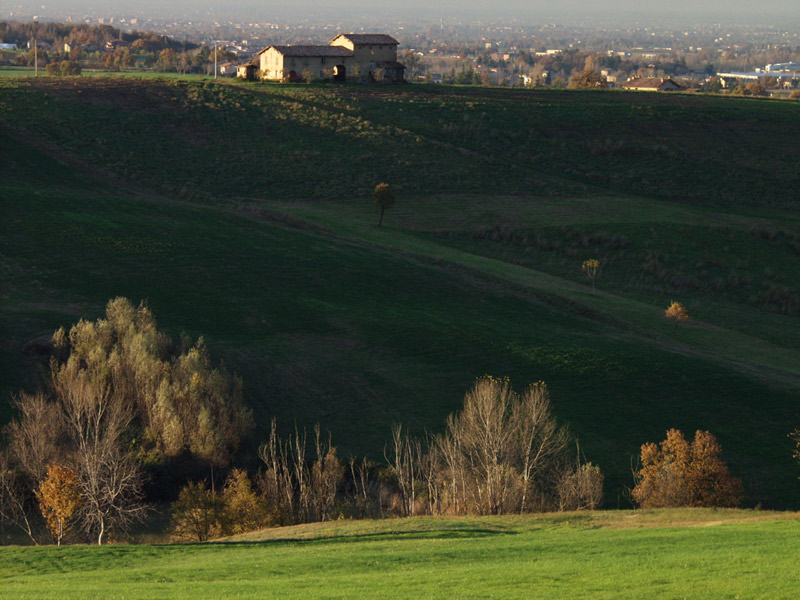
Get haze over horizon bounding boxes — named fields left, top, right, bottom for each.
left=4, top=0, right=799, bottom=25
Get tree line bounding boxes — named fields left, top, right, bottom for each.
left=0, top=21, right=186, bottom=53
left=0, top=298, right=750, bottom=545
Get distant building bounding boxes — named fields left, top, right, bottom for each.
left=236, top=60, right=259, bottom=81
left=622, top=77, right=683, bottom=91
left=217, top=62, right=237, bottom=77
left=105, top=40, right=130, bottom=52
left=718, top=72, right=800, bottom=89
left=27, top=40, right=52, bottom=50
left=256, top=33, right=405, bottom=83
left=766, top=62, right=800, bottom=73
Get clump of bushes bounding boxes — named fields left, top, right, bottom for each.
left=632, top=428, right=742, bottom=508
left=0, top=298, right=250, bottom=545
left=386, top=377, right=603, bottom=516
left=45, top=60, right=81, bottom=76
left=170, top=469, right=270, bottom=541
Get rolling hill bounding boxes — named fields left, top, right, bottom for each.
left=1, top=77, right=799, bottom=506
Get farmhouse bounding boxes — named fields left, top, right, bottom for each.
left=622, top=77, right=683, bottom=91
left=256, top=33, right=405, bottom=82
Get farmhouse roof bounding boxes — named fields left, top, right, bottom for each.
left=332, top=34, right=399, bottom=45
left=622, top=77, right=682, bottom=90
left=622, top=77, right=660, bottom=88
left=258, top=45, right=353, bottom=57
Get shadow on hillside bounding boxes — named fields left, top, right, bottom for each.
left=203, top=526, right=520, bottom=549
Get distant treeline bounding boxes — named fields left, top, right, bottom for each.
left=0, top=20, right=193, bottom=53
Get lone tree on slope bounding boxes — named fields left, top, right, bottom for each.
left=373, top=183, right=395, bottom=227
left=665, top=300, right=689, bottom=333
left=581, top=259, right=600, bottom=294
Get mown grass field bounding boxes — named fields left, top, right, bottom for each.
left=1, top=77, right=799, bottom=507
left=1, top=510, right=799, bottom=598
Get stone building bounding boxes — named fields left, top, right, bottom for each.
left=256, top=33, right=405, bottom=82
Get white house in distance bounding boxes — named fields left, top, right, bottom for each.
left=256, top=33, right=405, bottom=82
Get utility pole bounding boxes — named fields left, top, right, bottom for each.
left=33, top=16, right=38, bottom=76
left=214, top=40, right=217, bottom=80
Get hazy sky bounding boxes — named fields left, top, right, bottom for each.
left=6, top=0, right=799, bottom=22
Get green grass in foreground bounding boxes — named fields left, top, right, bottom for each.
left=1, top=510, right=799, bottom=599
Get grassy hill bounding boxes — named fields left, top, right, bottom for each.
left=1, top=77, right=799, bottom=506
left=2, top=510, right=799, bottom=598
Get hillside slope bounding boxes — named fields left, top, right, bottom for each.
left=1, top=78, right=799, bottom=506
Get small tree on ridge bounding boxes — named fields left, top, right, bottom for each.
left=373, top=183, right=395, bottom=227
left=665, top=301, right=689, bottom=333
left=581, top=259, right=600, bottom=294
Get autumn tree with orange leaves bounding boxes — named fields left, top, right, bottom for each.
left=632, top=429, right=742, bottom=508
left=36, top=464, right=83, bottom=545
left=665, top=301, right=689, bottom=333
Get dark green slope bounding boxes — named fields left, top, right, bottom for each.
left=1, top=79, right=799, bottom=507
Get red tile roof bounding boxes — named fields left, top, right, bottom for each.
left=259, top=45, right=353, bottom=57
left=332, top=34, right=399, bottom=45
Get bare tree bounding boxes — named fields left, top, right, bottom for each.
left=446, top=377, right=518, bottom=514
left=52, top=357, right=146, bottom=544
left=309, top=425, right=344, bottom=522
left=0, top=450, right=40, bottom=544
left=257, top=420, right=343, bottom=525
left=428, top=377, right=576, bottom=515
left=6, top=392, right=65, bottom=484
left=257, top=419, right=296, bottom=524
left=290, top=427, right=309, bottom=522
left=512, top=383, right=570, bottom=513
left=386, top=424, right=418, bottom=516
left=557, top=461, right=604, bottom=511
left=403, top=50, right=420, bottom=81
left=3, top=392, right=65, bottom=544
left=348, top=457, right=373, bottom=518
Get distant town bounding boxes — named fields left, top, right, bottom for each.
left=1, top=12, right=799, bottom=92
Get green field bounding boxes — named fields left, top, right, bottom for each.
left=1, top=510, right=799, bottom=598
left=1, top=77, right=799, bottom=507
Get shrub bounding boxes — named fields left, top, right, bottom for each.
left=222, top=469, right=270, bottom=534
left=568, top=69, right=607, bottom=89
left=169, top=481, right=225, bottom=541
left=45, top=60, right=82, bottom=76
left=557, top=462, right=604, bottom=511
